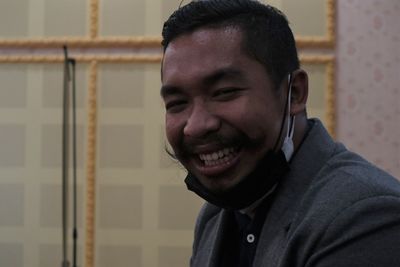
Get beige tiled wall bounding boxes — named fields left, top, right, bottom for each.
left=0, top=64, right=88, bottom=267
left=95, top=63, right=204, bottom=266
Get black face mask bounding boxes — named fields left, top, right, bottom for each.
left=184, top=149, right=289, bottom=210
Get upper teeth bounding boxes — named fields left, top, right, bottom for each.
left=199, top=147, right=235, bottom=161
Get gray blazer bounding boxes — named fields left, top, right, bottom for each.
left=190, top=120, right=400, bottom=267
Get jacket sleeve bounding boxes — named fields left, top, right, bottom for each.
left=306, top=195, right=400, bottom=267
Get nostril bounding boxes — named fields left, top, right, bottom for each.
left=183, top=102, right=221, bottom=137
left=183, top=114, right=221, bottom=137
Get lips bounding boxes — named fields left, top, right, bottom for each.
left=180, top=132, right=247, bottom=177
left=188, top=146, right=241, bottom=177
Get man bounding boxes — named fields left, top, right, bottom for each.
left=160, top=0, right=400, bottom=266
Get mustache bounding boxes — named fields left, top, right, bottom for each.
left=184, top=134, right=232, bottom=149
left=177, top=131, right=257, bottom=156
left=165, top=134, right=232, bottom=160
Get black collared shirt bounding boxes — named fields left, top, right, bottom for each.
left=219, top=196, right=273, bottom=267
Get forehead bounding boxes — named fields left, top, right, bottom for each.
left=166, top=25, right=244, bottom=51
left=161, top=27, right=249, bottom=81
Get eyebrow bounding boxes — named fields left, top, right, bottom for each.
left=160, top=85, right=183, bottom=98
left=160, top=67, right=247, bottom=98
left=202, top=67, right=246, bottom=86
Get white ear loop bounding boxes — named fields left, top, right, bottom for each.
left=281, top=73, right=295, bottom=161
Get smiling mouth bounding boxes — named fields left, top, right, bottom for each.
left=198, top=147, right=240, bottom=166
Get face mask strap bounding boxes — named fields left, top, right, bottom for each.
left=282, top=73, right=295, bottom=161
left=286, top=74, right=293, bottom=135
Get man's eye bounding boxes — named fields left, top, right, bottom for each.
left=213, top=88, right=242, bottom=99
left=165, top=100, right=187, bottom=112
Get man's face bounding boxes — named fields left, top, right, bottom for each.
left=161, top=27, right=286, bottom=193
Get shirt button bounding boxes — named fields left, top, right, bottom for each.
left=246, top=234, right=255, bottom=243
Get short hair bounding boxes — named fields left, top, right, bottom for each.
left=161, top=0, right=300, bottom=88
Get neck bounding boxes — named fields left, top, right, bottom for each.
left=292, top=114, right=308, bottom=152
left=239, top=183, right=278, bottom=219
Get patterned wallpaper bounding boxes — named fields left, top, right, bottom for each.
left=336, top=0, right=400, bottom=178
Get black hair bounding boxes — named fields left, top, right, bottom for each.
left=162, top=0, right=300, bottom=88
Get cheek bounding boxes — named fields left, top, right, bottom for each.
left=225, top=100, right=279, bottom=143
left=223, top=100, right=266, bottom=133
left=165, top=115, right=184, bottom=148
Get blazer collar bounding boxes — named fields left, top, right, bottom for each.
left=254, top=119, right=339, bottom=265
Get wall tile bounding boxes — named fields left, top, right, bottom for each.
left=100, top=0, right=145, bottom=36
left=0, top=0, right=28, bottom=37
left=159, top=185, right=203, bottom=230
left=99, top=64, right=145, bottom=109
left=0, top=243, right=23, bottom=267
left=41, top=124, right=85, bottom=168
left=40, top=184, right=83, bottom=228
left=42, top=65, right=87, bottom=108
left=44, top=0, right=87, bottom=36
left=0, top=184, right=24, bottom=226
left=98, top=245, right=141, bottom=267
left=0, top=124, right=25, bottom=167
left=0, top=65, right=27, bottom=108
left=98, top=185, right=143, bottom=229
left=158, top=246, right=191, bottom=267
left=99, top=125, right=143, bottom=169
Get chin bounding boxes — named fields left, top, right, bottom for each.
left=196, top=173, right=244, bottom=194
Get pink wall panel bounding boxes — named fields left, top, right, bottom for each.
left=336, top=0, right=400, bottom=178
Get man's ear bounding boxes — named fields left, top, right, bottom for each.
left=290, top=69, right=308, bottom=115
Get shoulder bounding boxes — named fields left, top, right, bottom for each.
left=284, top=152, right=400, bottom=265
left=301, top=148, right=400, bottom=216
left=289, top=145, right=400, bottom=231
left=198, top=201, right=222, bottom=218
left=314, top=149, right=400, bottom=203
left=192, top=202, right=223, bottom=251
left=194, top=202, right=222, bottom=232
left=289, top=149, right=400, bottom=250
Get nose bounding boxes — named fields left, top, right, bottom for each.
left=183, top=102, right=220, bottom=138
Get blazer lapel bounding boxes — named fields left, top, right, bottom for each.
left=195, top=209, right=232, bottom=267
left=253, top=120, right=338, bottom=266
